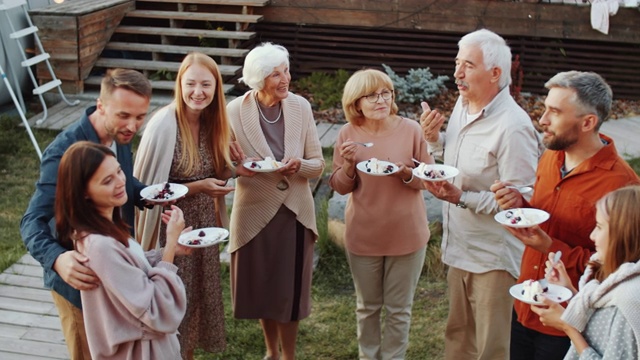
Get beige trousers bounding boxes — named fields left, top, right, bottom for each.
left=51, top=291, right=92, bottom=360
left=444, top=267, right=516, bottom=360
left=347, top=246, right=426, bottom=360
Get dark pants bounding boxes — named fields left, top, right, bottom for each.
left=510, top=309, right=571, bottom=360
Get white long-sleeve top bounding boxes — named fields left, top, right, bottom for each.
left=428, top=86, right=541, bottom=277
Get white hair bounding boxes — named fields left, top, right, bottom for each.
left=239, top=42, right=290, bottom=90
left=458, top=29, right=512, bottom=88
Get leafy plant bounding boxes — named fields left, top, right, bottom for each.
left=294, top=69, right=351, bottom=110
left=382, top=64, right=449, bottom=104
left=199, top=21, right=228, bottom=49
left=149, top=68, right=175, bottom=81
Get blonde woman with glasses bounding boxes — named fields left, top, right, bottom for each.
left=329, top=68, right=434, bottom=359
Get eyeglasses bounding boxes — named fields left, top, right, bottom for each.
left=362, top=90, right=393, bottom=103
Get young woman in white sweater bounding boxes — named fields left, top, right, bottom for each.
left=532, top=185, right=640, bottom=360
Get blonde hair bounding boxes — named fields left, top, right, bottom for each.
left=100, top=68, right=151, bottom=102
left=341, top=69, right=398, bottom=126
left=174, top=52, right=232, bottom=176
left=589, top=185, right=640, bottom=281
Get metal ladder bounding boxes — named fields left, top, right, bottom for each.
left=0, top=0, right=78, bottom=126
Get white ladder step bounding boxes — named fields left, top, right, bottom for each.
left=21, top=53, right=50, bottom=67
left=32, top=79, right=62, bottom=95
left=10, top=26, right=38, bottom=39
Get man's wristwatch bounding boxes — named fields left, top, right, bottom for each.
left=456, top=191, right=468, bottom=209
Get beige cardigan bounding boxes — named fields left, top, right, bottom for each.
left=134, top=103, right=229, bottom=251
left=226, top=91, right=324, bottom=252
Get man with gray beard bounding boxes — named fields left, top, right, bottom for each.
left=492, top=71, right=639, bottom=360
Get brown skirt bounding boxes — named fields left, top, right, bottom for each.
left=230, top=205, right=314, bottom=322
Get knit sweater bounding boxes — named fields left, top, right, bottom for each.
left=561, top=255, right=640, bottom=359
left=329, top=118, right=431, bottom=256
left=226, top=91, right=324, bottom=252
left=79, top=235, right=187, bottom=359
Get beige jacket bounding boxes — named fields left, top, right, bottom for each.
left=227, top=91, right=324, bottom=252
left=134, top=103, right=229, bottom=250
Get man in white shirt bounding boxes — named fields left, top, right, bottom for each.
left=420, top=29, right=542, bottom=360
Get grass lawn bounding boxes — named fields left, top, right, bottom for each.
left=0, top=114, right=58, bottom=270
left=194, top=218, right=448, bottom=360
left=0, top=112, right=449, bottom=359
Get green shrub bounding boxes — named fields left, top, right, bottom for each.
left=382, top=64, right=449, bottom=104
left=149, top=68, right=175, bottom=81
left=294, top=69, right=351, bottom=110
left=627, top=157, right=640, bottom=174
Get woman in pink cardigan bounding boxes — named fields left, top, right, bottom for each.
left=329, top=69, right=434, bottom=359
left=55, top=141, right=187, bottom=360
left=227, top=42, right=324, bottom=360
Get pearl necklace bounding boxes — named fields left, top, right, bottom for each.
left=256, top=95, right=282, bottom=124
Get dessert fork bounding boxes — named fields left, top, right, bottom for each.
left=506, top=185, right=533, bottom=194
left=354, top=142, right=373, bottom=147
left=538, top=251, right=562, bottom=288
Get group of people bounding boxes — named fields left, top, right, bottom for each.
left=18, top=27, right=640, bottom=360
left=21, top=43, right=322, bottom=360
left=416, top=29, right=640, bottom=360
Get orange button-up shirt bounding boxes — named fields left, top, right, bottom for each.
left=515, top=134, right=640, bottom=336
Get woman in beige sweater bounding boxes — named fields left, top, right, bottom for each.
left=329, top=69, right=433, bottom=360
left=227, top=42, right=324, bottom=360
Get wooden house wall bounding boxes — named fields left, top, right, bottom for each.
left=253, top=0, right=640, bottom=98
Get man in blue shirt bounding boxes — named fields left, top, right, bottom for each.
left=20, top=69, right=152, bottom=359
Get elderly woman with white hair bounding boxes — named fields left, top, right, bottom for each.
left=226, top=42, right=324, bottom=360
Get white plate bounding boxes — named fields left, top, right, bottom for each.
left=356, top=159, right=399, bottom=176
left=412, top=164, right=459, bottom=182
left=243, top=160, right=284, bottom=173
left=140, top=183, right=188, bottom=203
left=509, top=283, right=573, bottom=305
left=494, top=208, right=550, bottom=228
left=178, top=227, right=229, bottom=248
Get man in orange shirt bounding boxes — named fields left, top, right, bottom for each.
left=492, top=71, right=640, bottom=360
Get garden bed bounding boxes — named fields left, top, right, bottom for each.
left=309, top=88, right=640, bottom=126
